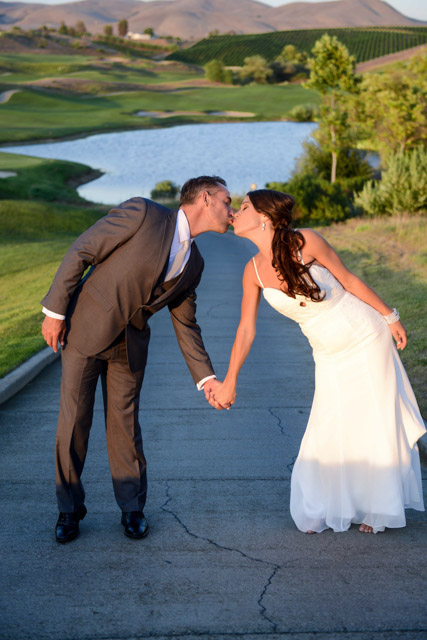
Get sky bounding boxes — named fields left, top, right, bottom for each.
left=5, top=0, right=427, bottom=22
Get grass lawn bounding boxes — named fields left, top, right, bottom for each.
left=0, top=151, right=100, bottom=202
left=0, top=198, right=106, bottom=379
left=0, top=153, right=107, bottom=377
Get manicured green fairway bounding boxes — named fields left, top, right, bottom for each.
left=0, top=84, right=319, bottom=144
left=0, top=53, right=203, bottom=85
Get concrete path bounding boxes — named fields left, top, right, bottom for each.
left=0, top=231, right=426, bottom=640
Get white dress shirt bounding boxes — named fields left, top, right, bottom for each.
left=42, top=209, right=215, bottom=390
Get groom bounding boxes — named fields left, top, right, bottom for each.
left=41, top=175, right=233, bottom=543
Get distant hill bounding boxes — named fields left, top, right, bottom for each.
left=0, top=0, right=425, bottom=41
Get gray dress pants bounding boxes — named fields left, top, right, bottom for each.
left=55, top=336, right=147, bottom=513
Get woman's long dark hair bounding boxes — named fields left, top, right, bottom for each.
left=248, top=189, right=324, bottom=302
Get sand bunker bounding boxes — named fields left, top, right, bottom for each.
left=0, top=89, right=21, bottom=104
left=136, top=110, right=255, bottom=118
left=0, top=171, right=17, bottom=178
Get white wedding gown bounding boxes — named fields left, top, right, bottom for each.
left=253, top=257, right=426, bottom=533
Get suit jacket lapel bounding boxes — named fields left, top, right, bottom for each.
left=147, top=205, right=178, bottom=296
left=148, top=243, right=199, bottom=312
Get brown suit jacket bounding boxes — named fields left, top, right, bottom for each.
left=41, top=197, right=214, bottom=382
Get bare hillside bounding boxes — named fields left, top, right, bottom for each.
left=0, top=0, right=424, bottom=40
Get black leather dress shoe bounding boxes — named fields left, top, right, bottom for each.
left=55, top=505, right=87, bottom=543
left=121, top=511, right=149, bottom=539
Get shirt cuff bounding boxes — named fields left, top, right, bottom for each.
left=196, top=375, right=216, bottom=391
left=42, top=307, right=66, bottom=320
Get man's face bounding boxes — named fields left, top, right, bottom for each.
left=204, top=184, right=234, bottom=233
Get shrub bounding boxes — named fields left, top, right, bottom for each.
left=288, top=104, right=317, bottom=122
left=296, top=141, right=372, bottom=183
left=355, top=147, right=427, bottom=216
left=28, top=182, right=61, bottom=201
left=150, top=180, right=180, bottom=200
left=264, top=141, right=373, bottom=224
left=266, top=174, right=351, bottom=225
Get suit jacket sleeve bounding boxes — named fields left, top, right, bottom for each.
left=41, top=198, right=147, bottom=315
left=168, top=270, right=215, bottom=385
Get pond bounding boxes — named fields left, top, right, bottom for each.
left=2, top=121, right=317, bottom=204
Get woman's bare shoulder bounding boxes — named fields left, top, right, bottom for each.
left=243, top=256, right=261, bottom=287
left=297, top=228, right=323, bottom=242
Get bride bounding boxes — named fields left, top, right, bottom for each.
left=211, top=189, right=425, bottom=534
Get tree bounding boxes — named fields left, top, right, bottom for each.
left=144, top=27, right=154, bottom=36
left=118, top=19, right=128, bottom=38
left=278, top=44, right=299, bottom=62
left=75, top=20, right=87, bottom=36
left=58, top=21, right=68, bottom=35
left=355, top=54, right=427, bottom=161
left=150, top=180, right=179, bottom=200
left=205, top=59, right=226, bottom=82
left=104, top=24, right=113, bottom=37
left=295, top=51, right=308, bottom=65
left=305, top=34, right=358, bottom=183
left=222, top=68, right=234, bottom=84
left=239, top=55, right=272, bottom=85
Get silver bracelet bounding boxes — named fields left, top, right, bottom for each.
left=384, top=308, right=400, bottom=324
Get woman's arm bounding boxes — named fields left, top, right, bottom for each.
left=301, top=229, right=407, bottom=349
left=211, top=261, right=261, bottom=408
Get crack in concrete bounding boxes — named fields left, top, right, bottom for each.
left=257, top=565, right=280, bottom=632
left=268, top=407, right=288, bottom=438
left=160, top=480, right=281, bottom=632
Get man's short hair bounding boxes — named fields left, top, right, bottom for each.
left=180, top=176, right=227, bottom=206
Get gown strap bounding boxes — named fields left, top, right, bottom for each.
left=252, top=257, right=264, bottom=289
left=294, top=229, right=305, bottom=265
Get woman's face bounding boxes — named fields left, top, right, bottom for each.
left=233, top=196, right=263, bottom=237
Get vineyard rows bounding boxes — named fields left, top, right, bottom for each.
left=168, top=26, right=427, bottom=66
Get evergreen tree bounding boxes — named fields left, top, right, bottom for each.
left=118, top=19, right=128, bottom=38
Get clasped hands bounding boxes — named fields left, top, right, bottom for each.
left=42, top=316, right=237, bottom=410
left=204, top=379, right=236, bottom=411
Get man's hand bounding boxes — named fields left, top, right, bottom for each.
left=204, top=378, right=231, bottom=410
left=42, top=316, right=66, bottom=353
